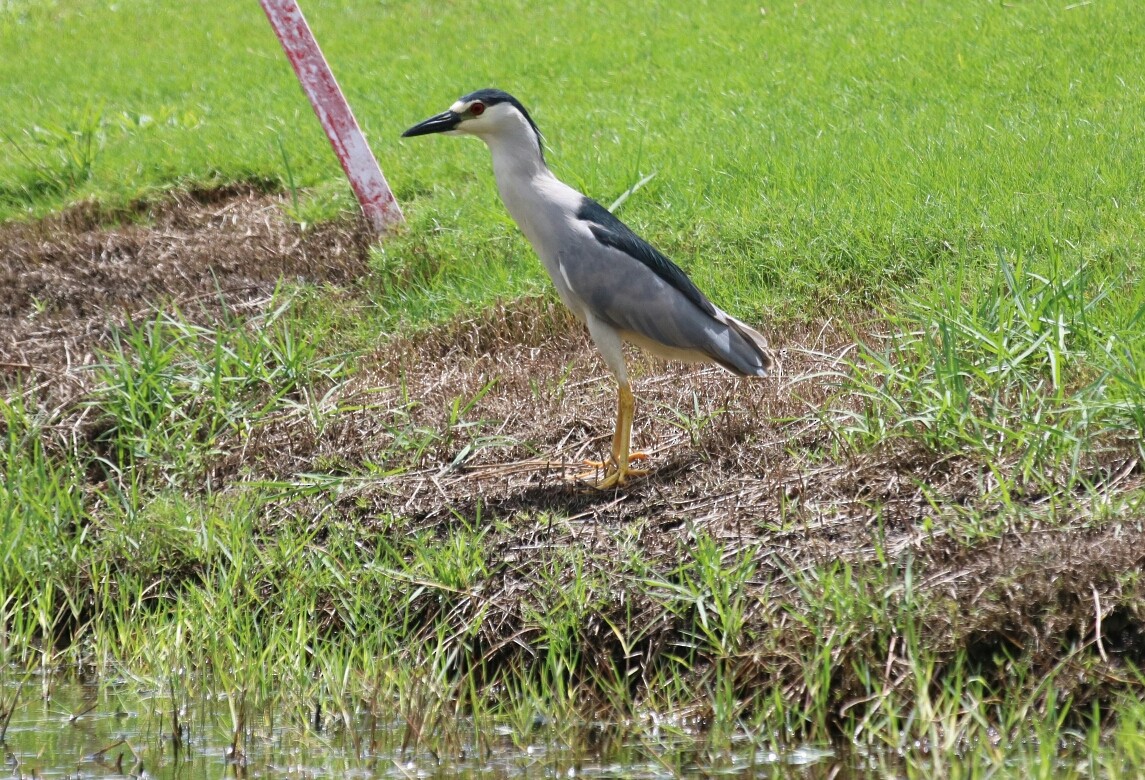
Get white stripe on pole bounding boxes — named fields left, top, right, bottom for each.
left=260, top=0, right=404, bottom=233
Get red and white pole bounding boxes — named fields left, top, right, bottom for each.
left=259, top=0, right=404, bottom=233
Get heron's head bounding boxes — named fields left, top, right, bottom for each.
left=402, top=89, right=544, bottom=159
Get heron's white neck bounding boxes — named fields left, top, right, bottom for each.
left=484, top=119, right=549, bottom=188
left=480, top=117, right=572, bottom=249
left=473, top=115, right=591, bottom=322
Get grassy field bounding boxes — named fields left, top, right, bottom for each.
left=3, top=0, right=1145, bottom=776
left=4, top=0, right=1144, bottom=317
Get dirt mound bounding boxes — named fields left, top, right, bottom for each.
left=0, top=185, right=372, bottom=402
left=213, top=297, right=842, bottom=520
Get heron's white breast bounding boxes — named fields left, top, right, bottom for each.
left=491, top=163, right=591, bottom=320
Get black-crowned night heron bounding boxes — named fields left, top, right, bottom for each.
left=402, top=89, right=774, bottom=488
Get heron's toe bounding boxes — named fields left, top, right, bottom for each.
left=581, top=452, right=649, bottom=469
left=575, top=462, right=650, bottom=490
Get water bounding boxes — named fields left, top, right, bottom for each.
left=0, top=670, right=852, bottom=779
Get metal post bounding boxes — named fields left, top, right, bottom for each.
left=259, top=0, right=404, bottom=233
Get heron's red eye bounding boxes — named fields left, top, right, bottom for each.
left=470, top=102, right=485, bottom=116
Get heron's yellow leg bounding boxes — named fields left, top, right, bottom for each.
left=589, top=383, right=649, bottom=488
left=579, top=384, right=646, bottom=468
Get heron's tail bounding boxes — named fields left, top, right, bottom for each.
left=712, top=311, right=776, bottom=378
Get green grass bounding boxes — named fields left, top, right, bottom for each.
left=2, top=465, right=1141, bottom=775
left=835, top=253, right=1144, bottom=479
left=4, top=0, right=1145, bottom=776
left=3, top=0, right=1143, bottom=319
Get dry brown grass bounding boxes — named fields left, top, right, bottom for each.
left=215, top=294, right=1143, bottom=714
left=0, top=184, right=372, bottom=409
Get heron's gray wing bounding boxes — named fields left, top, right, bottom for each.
left=560, top=202, right=722, bottom=350
left=562, top=198, right=772, bottom=376
left=575, top=199, right=717, bottom=317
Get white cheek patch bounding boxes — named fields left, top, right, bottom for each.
left=450, top=101, right=468, bottom=113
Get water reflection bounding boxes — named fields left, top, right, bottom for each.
left=1, top=669, right=852, bottom=779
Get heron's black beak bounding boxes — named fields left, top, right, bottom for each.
left=401, top=110, right=461, bottom=138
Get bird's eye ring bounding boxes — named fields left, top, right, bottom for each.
left=470, top=102, right=485, bottom=116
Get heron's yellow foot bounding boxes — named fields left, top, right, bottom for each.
left=601, top=464, right=651, bottom=488
left=572, top=455, right=649, bottom=484
left=573, top=453, right=650, bottom=488
left=581, top=464, right=651, bottom=489
left=581, top=451, right=649, bottom=470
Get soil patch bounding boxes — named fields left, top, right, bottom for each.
left=0, top=184, right=372, bottom=406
